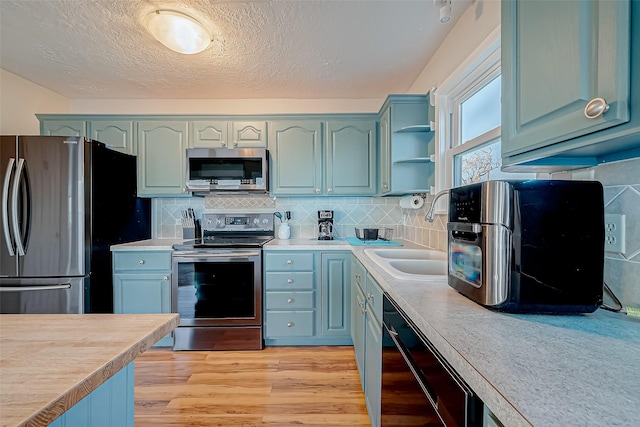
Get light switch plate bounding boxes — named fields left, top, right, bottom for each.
left=604, top=214, right=626, bottom=254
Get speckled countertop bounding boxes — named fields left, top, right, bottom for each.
left=0, top=314, right=179, bottom=427
left=111, top=238, right=640, bottom=426
left=349, top=245, right=640, bottom=427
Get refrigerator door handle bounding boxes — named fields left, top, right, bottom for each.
left=11, top=158, right=26, bottom=256
left=0, top=283, right=72, bottom=292
left=2, top=158, right=15, bottom=256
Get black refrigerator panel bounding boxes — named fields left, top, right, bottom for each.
left=0, top=135, right=84, bottom=278
left=86, top=140, right=151, bottom=313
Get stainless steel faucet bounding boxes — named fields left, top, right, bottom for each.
left=425, top=189, right=449, bottom=222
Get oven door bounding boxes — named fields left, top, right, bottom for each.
left=171, top=250, right=262, bottom=327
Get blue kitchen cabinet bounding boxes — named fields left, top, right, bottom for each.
left=189, top=120, right=267, bottom=148
left=264, top=251, right=352, bottom=345
left=377, top=94, right=435, bottom=195
left=137, top=120, right=188, bottom=196
left=48, top=363, right=134, bottom=427
left=502, top=0, right=640, bottom=170
left=40, top=119, right=86, bottom=137
left=269, top=117, right=378, bottom=196
left=268, top=120, right=323, bottom=195
left=350, top=256, right=383, bottom=426
left=89, top=120, right=136, bottom=155
left=320, top=252, right=352, bottom=337
left=351, top=257, right=367, bottom=389
left=112, top=250, right=173, bottom=347
left=325, top=120, right=377, bottom=196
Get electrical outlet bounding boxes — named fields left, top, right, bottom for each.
left=604, top=214, right=626, bottom=254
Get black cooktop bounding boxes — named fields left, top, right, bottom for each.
left=173, top=235, right=274, bottom=250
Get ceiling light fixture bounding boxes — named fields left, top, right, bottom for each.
left=434, top=0, right=452, bottom=24
left=144, top=10, right=212, bottom=54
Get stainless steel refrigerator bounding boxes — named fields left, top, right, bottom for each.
left=0, top=136, right=151, bottom=314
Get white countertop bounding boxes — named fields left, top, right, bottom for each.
left=110, top=237, right=640, bottom=426
left=349, top=245, right=640, bottom=427
left=110, top=239, right=182, bottom=251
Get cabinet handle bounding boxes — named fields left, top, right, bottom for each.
left=287, top=279, right=293, bottom=284
left=287, top=298, right=294, bottom=303
left=162, top=276, right=169, bottom=281
left=287, top=322, right=294, bottom=328
left=584, top=97, right=610, bottom=119
left=366, top=292, right=373, bottom=301
left=138, top=260, right=145, bottom=265
left=221, top=142, right=227, bottom=147
left=327, top=188, right=332, bottom=193
left=233, top=141, right=238, bottom=147
left=315, top=188, right=320, bottom=193
left=383, top=183, right=388, bottom=189
left=287, top=259, right=293, bottom=264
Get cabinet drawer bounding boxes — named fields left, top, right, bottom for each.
left=265, top=311, right=314, bottom=337
left=265, top=291, right=314, bottom=310
left=366, top=274, right=384, bottom=320
left=113, top=251, right=171, bottom=272
left=265, top=252, right=314, bottom=271
left=265, top=272, right=314, bottom=290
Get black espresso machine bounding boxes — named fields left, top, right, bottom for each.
left=447, top=180, right=604, bottom=314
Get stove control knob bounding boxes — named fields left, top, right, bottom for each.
left=253, top=218, right=260, bottom=226
left=262, top=218, right=270, bottom=225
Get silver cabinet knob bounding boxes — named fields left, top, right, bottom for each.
left=162, top=276, right=169, bottom=281
left=221, top=142, right=227, bottom=147
left=315, top=188, right=320, bottom=193
left=287, top=322, right=294, bottom=328
left=287, top=279, right=293, bottom=284
left=287, top=259, right=292, bottom=264
left=233, top=141, right=238, bottom=147
left=584, top=97, right=610, bottom=119
left=366, top=292, right=373, bottom=301
left=327, top=188, right=332, bottom=193
left=138, top=260, right=145, bottom=265
left=287, top=298, right=294, bottom=303
left=383, top=183, right=389, bottom=189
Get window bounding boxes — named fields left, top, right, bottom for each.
left=434, top=28, right=535, bottom=195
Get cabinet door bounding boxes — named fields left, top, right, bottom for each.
left=378, top=107, right=391, bottom=194
left=230, top=121, right=267, bottom=148
left=351, top=278, right=366, bottom=389
left=325, top=120, right=377, bottom=196
left=501, top=0, right=631, bottom=159
left=89, top=120, right=135, bottom=155
left=137, top=121, right=188, bottom=196
left=320, top=252, right=351, bottom=337
left=364, top=314, right=382, bottom=427
left=268, top=120, right=322, bottom=195
left=189, top=120, right=228, bottom=148
left=41, top=120, right=86, bottom=137
left=113, top=274, right=171, bottom=315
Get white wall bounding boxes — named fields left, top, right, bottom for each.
left=0, top=69, right=71, bottom=134
left=409, top=0, right=501, bottom=94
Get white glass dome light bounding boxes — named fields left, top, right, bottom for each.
left=145, top=10, right=212, bottom=54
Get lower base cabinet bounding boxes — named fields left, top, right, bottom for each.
left=264, top=251, right=352, bottom=346
left=112, top=250, right=173, bottom=347
left=351, top=256, right=383, bottom=426
left=48, top=363, right=134, bottom=427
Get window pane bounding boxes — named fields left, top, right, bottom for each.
left=460, top=76, right=501, bottom=145
left=454, top=140, right=536, bottom=186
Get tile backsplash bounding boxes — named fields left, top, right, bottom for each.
left=154, top=195, right=405, bottom=241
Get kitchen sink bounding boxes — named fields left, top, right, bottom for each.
left=364, top=248, right=447, bottom=281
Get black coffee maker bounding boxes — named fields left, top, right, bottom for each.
left=317, top=210, right=334, bottom=240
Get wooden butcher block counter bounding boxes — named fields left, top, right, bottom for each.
left=0, top=313, right=178, bottom=427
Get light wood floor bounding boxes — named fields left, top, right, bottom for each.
left=134, top=346, right=371, bottom=427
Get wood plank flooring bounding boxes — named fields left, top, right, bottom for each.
left=134, top=346, right=371, bottom=427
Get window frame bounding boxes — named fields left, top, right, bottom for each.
left=433, top=27, right=501, bottom=211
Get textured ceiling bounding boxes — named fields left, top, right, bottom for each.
left=0, top=0, right=471, bottom=100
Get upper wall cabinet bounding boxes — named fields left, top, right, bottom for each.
left=269, top=118, right=377, bottom=196
left=378, top=95, right=434, bottom=196
left=89, top=120, right=136, bottom=155
left=501, top=0, right=640, bottom=171
left=137, top=121, right=188, bottom=197
left=189, top=120, right=267, bottom=148
left=40, top=119, right=87, bottom=137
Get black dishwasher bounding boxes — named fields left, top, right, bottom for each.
left=381, top=295, right=483, bottom=426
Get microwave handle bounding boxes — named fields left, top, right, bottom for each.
left=447, top=222, right=482, bottom=233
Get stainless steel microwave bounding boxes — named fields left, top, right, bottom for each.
left=186, top=148, right=269, bottom=194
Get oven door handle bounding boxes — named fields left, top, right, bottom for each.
left=174, top=251, right=260, bottom=259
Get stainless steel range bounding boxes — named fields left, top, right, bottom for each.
left=171, top=213, right=274, bottom=350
